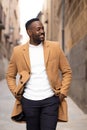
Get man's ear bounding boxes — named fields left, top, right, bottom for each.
left=26, top=29, right=32, bottom=36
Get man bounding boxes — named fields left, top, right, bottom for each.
left=6, top=18, right=72, bottom=130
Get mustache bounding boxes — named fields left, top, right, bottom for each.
left=40, top=32, right=45, bottom=36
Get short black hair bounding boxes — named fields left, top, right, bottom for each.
left=25, top=18, right=40, bottom=30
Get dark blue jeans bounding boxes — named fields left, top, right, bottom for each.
left=21, top=95, right=60, bottom=130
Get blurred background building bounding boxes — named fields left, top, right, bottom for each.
left=0, top=0, right=87, bottom=114
left=37, top=0, right=87, bottom=113
left=0, top=0, right=20, bottom=80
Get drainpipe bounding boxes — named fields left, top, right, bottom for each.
left=62, top=0, right=65, bottom=51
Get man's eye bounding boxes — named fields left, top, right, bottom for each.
left=37, top=28, right=40, bottom=31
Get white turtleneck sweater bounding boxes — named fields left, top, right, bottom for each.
left=23, top=43, right=54, bottom=100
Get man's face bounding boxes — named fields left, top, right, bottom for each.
left=28, top=21, right=45, bottom=44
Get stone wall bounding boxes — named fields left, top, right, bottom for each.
left=0, top=42, right=8, bottom=80
left=0, top=0, right=20, bottom=80
left=68, top=35, right=87, bottom=113
left=42, top=0, right=87, bottom=113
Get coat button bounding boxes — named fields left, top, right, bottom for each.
left=21, top=81, right=23, bottom=84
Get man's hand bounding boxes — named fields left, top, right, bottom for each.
left=15, top=94, right=22, bottom=101
left=59, top=93, right=66, bottom=102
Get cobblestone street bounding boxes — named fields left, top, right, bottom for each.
left=0, top=79, right=87, bottom=130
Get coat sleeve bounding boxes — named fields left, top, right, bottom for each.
left=6, top=48, right=18, bottom=97
left=58, top=45, right=72, bottom=96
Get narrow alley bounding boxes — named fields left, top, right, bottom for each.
left=0, top=79, right=87, bottom=130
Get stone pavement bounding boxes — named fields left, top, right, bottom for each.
left=0, top=79, right=87, bottom=130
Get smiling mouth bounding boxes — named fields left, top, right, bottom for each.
left=39, top=35, right=45, bottom=41
left=40, top=35, right=44, bottom=37
left=40, top=34, right=45, bottom=38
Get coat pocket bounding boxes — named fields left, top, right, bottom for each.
left=14, top=71, right=30, bottom=96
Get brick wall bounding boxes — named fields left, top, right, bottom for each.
left=68, top=35, right=87, bottom=113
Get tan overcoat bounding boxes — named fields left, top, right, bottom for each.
left=6, top=41, right=72, bottom=123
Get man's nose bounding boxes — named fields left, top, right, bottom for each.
left=40, top=30, right=45, bottom=35
left=40, top=28, right=44, bottom=33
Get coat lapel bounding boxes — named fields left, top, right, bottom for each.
left=22, top=41, right=50, bottom=70
left=22, top=42, right=31, bottom=71
left=43, top=41, right=50, bottom=67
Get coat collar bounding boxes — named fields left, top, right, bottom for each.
left=22, top=41, right=50, bottom=71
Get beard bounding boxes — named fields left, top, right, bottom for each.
left=32, top=34, right=45, bottom=44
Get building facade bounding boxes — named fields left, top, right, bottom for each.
left=41, top=0, right=87, bottom=113
left=0, top=0, right=20, bottom=80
